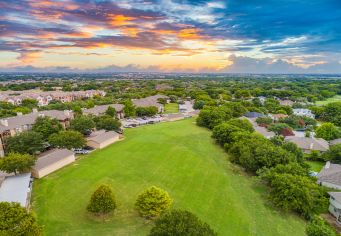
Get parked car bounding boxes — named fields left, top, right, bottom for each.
left=72, top=148, right=90, bottom=154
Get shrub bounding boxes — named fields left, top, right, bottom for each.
left=87, top=184, right=116, bottom=215
left=306, top=216, right=337, bottom=236
left=149, top=210, right=217, bottom=236
left=48, top=130, right=85, bottom=149
left=135, top=186, right=172, bottom=218
left=5, top=131, right=44, bottom=155
left=0, top=152, right=36, bottom=175
left=315, top=122, right=341, bottom=141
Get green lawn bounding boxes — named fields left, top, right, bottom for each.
left=307, top=160, right=325, bottom=172
left=164, top=103, right=179, bottom=113
left=32, top=119, right=306, bottom=236
left=316, top=95, right=341, bottom=106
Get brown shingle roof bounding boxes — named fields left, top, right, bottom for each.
left=83, top=104, right=124, bottom=116
left=87, top=131, right=119, bottom=144
left=34, top=148, right=74, bottom=170
left=285, top=136, right=329, bottom=152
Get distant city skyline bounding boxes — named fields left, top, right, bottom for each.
left=1, top=0, right=341, bottom=73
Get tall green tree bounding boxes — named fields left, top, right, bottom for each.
left=5, top=131, right=44, bottom=155
left=315, top=122, right=341, bottom=141
left=33, top=116, right=63, bottom=139
left=48, top=131, right=85, bottom=149
left=70, top=115, right=95, bottom=135
left=0, top=152, right=36, bottom=174
left=95, top=115, right=121, bottom=131
left=123, top=100, right=136, bottom=117
left=105, top=106, right=117, bottom=117
left=0, top=202, right=41, bottom=236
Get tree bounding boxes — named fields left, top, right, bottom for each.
left=322, top=144, right=341, bottom=162
left=149, top=210, right=217, bottom=236
left=0, top=152, right=36, bottom=174
left=226, top=118, right=254, bottom=133
left=268, top=123, right=291, bottom=135
left=70, top=115, right=95, bottom=135
left=5, top=131, right=44, bottom=155
left=136, top=106, right=158, bottom=117
left=21, top=98, right=38, bottom=109
left=197, top=106, right=232, bottom=129
left=315, top=122, right=341, bottom=141
left=105, top=106, right=117, bottom=117
left=87, top=184, right=116, bottom=215
left=33, top=116, right=63, bottom=139
left=123, top=99, right=136, bottom=117
left=193, top=100, right=205, bottom=110
left=0, top=202, right=41, bottom=236
left=256, top=116, right=272, bottom=126
left=212, top=123, right=243, bottom=146
left=48, top=131, right=85, bottom=149
left=135, top=186, right=172, bottom=218
left=321, top=102, right=341, bottom=126
left=306, top=216, right=337, bottom=236
left=95, top=115, right=121, bottom=131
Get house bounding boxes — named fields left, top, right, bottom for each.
left=293, top=108, right=315, bottom=118
left=0, top=173, right=32, bottom=208
left=285, top=136, right=329, bottom=153
left=317, top=162, right=341, bottom=190
left=244, top=112, right=264, bottom=119
left=32, top=149, right=75, bottom=178
left=270, top=113, right=288, bottom=122
left=258, top=96, right=266, bottom=105
left=279, top=99, right=294, bottom=107
left=179, top=104, right=187, bottom=113
left=132, top=95, right=169, bottom=113
left=254, top=126, right=275, bottom=139
left=327, top=192, right=341, bottom=223
left=83, top=104, right=125, bottom=119
left=87, top=130, right=120, bottom=149
left=0, top=109, right=74, bottom=157
left=330, top=138, right=341, bottom=146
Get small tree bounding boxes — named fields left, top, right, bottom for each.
left=149, top=210, right=217, bottom=236
left=306, top=216, right=337, bottom=236
left=48, top=130, right=85, bottom=149
left=33, top=116, right=63, bottom=139
left=87, top=184, right=116, bottom=215
left=0, top=152, right=36, bottom=174
left=95, top=115, right=121, bottom=131
left=123, top=100, right=136, bottom=117
left=105, top=106, right=117, bottom=117
left=135, top=186, right=172, bottom=218
left=70, top=115, right=95, bottom=135
left=5, top=131, right=44, bottom=155
left=315, top=122, right=341, bottom=141
left=0, top=202, right=41, bottom=235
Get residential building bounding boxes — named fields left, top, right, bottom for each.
left=0, top=109, right=74, bottom=157
left=285, top=136, right=329, bottom=153
left=86, top=130, right=120, bottom=149
left=132, top=95, right=169, bottom=113
left=318, top=162, right=341, bottom=190
left=83, top=104, right=124, bottom=119
left=32, top=149, right=75, bottom=178
left=244, top=112, right=264, bottom=119
left=293, top=108, right=315, bottom=118
left=279, top=99, right=294, bottom=107
left=270, top=113, right=288, bottom=122
left=0, top=173, right=32, bottom=208
left=330, top=138, right=341, bottom=146
left=327, top=192, right=341, bottom=223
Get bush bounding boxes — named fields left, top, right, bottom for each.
left=306, top=216, right=337, bottom=236
left=136, top=106, right=158, bottom=117
left=196, top=106, right=232, bottom=129
left=95, top=115, right=121, bottom=131
left=212, top=123, right=243, bottom=146
left=5, top=131, right=44, bottom=155
left=315, top=122, right=341, bottom=141
left=48, top=130, right=85, bottom=149
left=149, top=210, right=217, bottom=236
left=135, top=186, right=172, bottom=218
left=87, top=184, right=116, bottom=215
left=0, top=152, right=36, bottom=175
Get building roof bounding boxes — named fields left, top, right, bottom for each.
left=132, top=95, right=168, bottom=108
left=285, top=136, right=329, bottom=152
left=0, top=110, right=73, bottom=132
left=87, top=131, right=119, bottom=144
left=318, top=162, right=341, bottom=187
left=34, top=148, right=75, bottom=171
left=254, top=126, right=275, bottom=138
left=0, top=173, right=31, bottom=207
left=271, top=114, right=288, bottom=119
left=330, top=138, right=341, bottom=146
left=244, top=112, right=264, bottom=118
left=328, top=192, right=341, bottom=203
left=83, top=104, right=124, bottom=116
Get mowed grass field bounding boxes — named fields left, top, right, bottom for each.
left=316, top=95, right=341, bottom=105
left=32, top=118, right=306, bottom=236
left=164, top=103, right=179, bottom=113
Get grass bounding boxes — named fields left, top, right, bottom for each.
left=32, top=119, right=306, bottom=236
left=316, top=95, right=341, bottom=106
left=164, top=103, right=179, bottom=113
left=306, top=160, right=325, bottom=172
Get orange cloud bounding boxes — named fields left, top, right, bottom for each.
left=108, top=14, right=135, bottom=27
left=178, top=28, right=202, bottom=40
left=17, top=51, right=42, bottom=64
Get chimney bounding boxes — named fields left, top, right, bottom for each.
left=325, top=161, right=331, bottom=169
left=0, top=119, right=8, bottom=127
left=32, top=108, right=38, bottom=113
left=17, top=112, right=23, bottom=116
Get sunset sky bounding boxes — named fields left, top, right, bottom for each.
left=1, top=0, right=341, bottom=73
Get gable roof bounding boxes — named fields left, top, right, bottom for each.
left=244, top=112, right=263, bottom=118
left=83, top=104, right=124, bottom=116
left=132, top=95, right=168, bottom=108
left=318, top=162, right=341, bottom=187
left=0, top=173, right=31, bottom=207
left=329, top=192, right=341, bottom=203
left=285, top=136, right=329, bottom=152
left=34, top=148, right=74, bottom=170
left=87, top=131, right=119, bottom=144
left=330, top=138, right=341, bottom=146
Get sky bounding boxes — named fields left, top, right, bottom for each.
left=1, top=0, right=341, bottom=73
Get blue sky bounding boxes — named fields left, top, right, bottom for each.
left=0, top=0, right=340, bottom=73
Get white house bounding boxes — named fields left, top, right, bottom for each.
left=293, top=108, right=315, bottom=118
left=327, top=192, right=341, bottom=223
left=317, top=162, right=341, bottom=189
